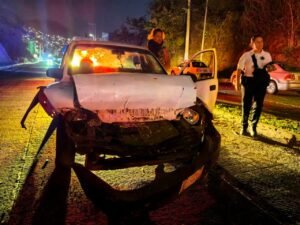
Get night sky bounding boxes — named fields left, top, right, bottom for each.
left=11, top=0, right=151, bottom=37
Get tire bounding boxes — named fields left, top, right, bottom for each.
left=266, top=80, right=278, bottom=94
left=55, top=116, right=75, bottom=168
left=189, top=74, right=197, bottom=82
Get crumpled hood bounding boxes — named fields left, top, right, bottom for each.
left=72, top=73, right=197, bottom=122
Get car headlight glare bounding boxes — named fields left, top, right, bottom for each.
left=182, top=108, right=199, bottom=125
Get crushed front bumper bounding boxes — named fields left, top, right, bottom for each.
left=63, top=107, right=220, bottom=170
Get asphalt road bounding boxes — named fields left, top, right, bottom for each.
left=0, top=61, right=57, bottom=78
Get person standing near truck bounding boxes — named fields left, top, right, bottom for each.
left=147, top=28, right=170, bottom=72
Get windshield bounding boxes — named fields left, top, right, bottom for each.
left=69, top=44, right=166, bottom=75
left=191, top=61, right=207, bottom=68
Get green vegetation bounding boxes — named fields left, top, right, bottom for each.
left=118, top=0, right=300, bottom=70
left=215, top=103, right=299, bottom=133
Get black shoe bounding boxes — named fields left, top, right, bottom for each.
left=240, top=128, right=247, bottom=136
left=250, top=127, right=257, bottom=137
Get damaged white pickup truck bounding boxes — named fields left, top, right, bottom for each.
left=21, top=39, right=220, bottom=207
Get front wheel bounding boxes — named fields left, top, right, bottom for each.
left=266, top=80, right=278, bottom=94
left=55, top=116, right=75, bottom=168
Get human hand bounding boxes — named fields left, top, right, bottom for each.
left=235, top=70, right=242, bottom=91
left=234, top=77, right=241, bottom=91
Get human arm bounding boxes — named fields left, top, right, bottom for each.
left=236, top=69, right=242, bottom=91
left=236, top=53, right=246, bottom=91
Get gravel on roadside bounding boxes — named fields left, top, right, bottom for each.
left=213, top=103, right=300, bottom=222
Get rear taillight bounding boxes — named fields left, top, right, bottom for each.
left=284, top=74, right=295, bottom=80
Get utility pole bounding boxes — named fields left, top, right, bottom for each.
left=88, top=22, right=96, bottom=40
left=201, top=0, right=208, bottom=51
left=184, top=0, right=191, bottom=60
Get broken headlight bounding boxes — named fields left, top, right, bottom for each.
left=182, top=108, right=199, bottom=125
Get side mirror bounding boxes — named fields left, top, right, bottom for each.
left=46, top=68, right=63, bottom=79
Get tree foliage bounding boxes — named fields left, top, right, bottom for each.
left=190, top=0, right=243, bottom=69
left=275, top=0, right=300, bottom=48
left=240, top=0, right=300, bottom=48
left=238, top=0, right=300, bottom=65
left=145, top=0, right=246, bottom=68
left=110, top=0, right=300, bottom=68
left=110, top=17, right=148, bottom=46
left=147, top=0, right=187, bottom=64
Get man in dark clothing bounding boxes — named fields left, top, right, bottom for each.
left=147, top=28, right=170, bottom=71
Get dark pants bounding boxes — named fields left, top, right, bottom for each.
left=241, top=77, right=266, bottom=129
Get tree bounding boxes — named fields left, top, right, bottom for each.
left=147, top=0, right=186, bottom=65
left=112, top=0, right=300, bottom=69
left=110, top=17, right=148, bottom=46
left=189, top=0, right=243, bottom=69
left=238, top=0, right=300, bottom=57
left=147, top=0, right=246, bottom=68
left=275, top=0, right=300, bottom=48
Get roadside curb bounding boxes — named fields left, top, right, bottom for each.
left=0, top=62, right=38, bottom=70
left=218, top=89, right=240, bottom=96
left=216, top=99, right=240, bottom=106
left=218, top=78, right=231, bottom=84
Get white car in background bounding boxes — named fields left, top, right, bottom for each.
left=231, top=62, right=300, bottom=94
left=21, top=39, right=220, bottom=206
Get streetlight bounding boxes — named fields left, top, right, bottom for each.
left=201, top=0, right=209, bottom=51
left=89, top=33, right=95, bottom=40
left=184, top=0, right=191, bottom=60
left=88, top=22, right=96, bottom=40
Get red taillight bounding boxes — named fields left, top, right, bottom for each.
left=284, top=74, right=295, bottom=80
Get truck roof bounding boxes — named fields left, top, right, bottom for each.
left=69, top=38, right=148, bottom=51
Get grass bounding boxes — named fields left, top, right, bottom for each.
left=215, top=103, right=299, bottom=133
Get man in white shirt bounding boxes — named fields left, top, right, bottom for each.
left=236, top=35, right=272, bottom=137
